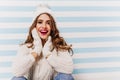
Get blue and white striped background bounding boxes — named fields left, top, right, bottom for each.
left=0, top=0, right=120, bottom=80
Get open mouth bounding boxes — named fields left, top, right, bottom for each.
left=40, top=30, right=48, bottom=35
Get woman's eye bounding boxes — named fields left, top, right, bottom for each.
left=47, top=22, right=50, bottom=24
left=37, top=21, right=42, bottom=24
left=47, top=21, right=51, bottom=25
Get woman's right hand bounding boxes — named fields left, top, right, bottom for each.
left=31, top=28, right=42, bottom=56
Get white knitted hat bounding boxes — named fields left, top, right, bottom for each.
left=33, top=4, right=55, bottom=21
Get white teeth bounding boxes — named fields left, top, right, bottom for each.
left=40, top=30, right=47, bottom=32
left=41, top=31, right=47, bottom=32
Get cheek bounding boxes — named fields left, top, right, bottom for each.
left=36, top=24, right=42, bottom=32
left=36, top=24, right=40, bottom=29
left=47, top=25, right=51, bottom=31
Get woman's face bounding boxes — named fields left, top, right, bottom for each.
left=36, top=14, right=51, bottom=40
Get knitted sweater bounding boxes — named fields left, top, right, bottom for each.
left=12, top=44, right=73, bottom=80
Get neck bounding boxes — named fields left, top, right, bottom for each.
left=41, top=39, right=46, bottom=46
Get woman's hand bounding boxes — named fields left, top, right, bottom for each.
left=42, top=36, right=52, bottom=58
left=31, top=28, right=42, bottom=56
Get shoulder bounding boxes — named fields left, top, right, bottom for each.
left=18, top=43, right=32, bottom=49
left=20, top=43, right=33, bottom=47
left=17, top=43, right=32, bottom=54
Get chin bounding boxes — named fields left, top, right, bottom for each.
left=40, top=36, right=48, bottom=40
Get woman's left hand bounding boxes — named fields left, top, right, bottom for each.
left=42, top=36, right=52, bottom=58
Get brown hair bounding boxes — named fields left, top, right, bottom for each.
left=24, top=13, right=73, bottom=55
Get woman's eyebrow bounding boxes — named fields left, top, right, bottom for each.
left=37, top=19, right=43, bottom=21
left=44, top=19, right=51, bottom=21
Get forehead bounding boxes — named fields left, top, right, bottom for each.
left=37, top=14, right=50, bottom=20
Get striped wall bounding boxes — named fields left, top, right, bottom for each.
left=0, top=0, right=120, bottom=80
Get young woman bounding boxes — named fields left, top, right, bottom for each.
left=11, top=4, right=74, bottom=80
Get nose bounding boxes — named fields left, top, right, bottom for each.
left=42, top=22, right=46, bottom=28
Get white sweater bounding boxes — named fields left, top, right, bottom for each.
left=12, top=44, right=73, bottom=80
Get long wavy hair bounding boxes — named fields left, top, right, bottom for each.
left=24, top=13, right=73, bottom=55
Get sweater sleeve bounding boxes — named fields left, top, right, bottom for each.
left=12, top=44, right=35, bottom=77
left=47, top=50, right=74, bottom=74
